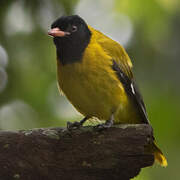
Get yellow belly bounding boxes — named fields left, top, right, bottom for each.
left=57, top=44, right=139, bottom=124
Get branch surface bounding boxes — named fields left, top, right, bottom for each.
left=0, top=124, right=154, bottom=180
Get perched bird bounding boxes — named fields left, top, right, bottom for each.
left=48, top=15, right=167, bottom=167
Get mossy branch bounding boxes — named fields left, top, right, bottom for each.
left=0, top=124, right=154, bottom=180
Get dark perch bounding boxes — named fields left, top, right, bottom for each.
left=0, top=124, right=154, bottom=180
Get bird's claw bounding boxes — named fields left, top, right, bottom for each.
left=95, top=123, right=112, bottom=131
left=67, top=121, right=82, bottom=130
left=95, top=117, right=113, bottom=131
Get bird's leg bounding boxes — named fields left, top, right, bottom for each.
left=95, top=114, right=114, bottom=130
left=67, top=116, right=89, bottom=130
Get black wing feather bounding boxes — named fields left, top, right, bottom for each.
left=112, top=60, right=149, bottom=124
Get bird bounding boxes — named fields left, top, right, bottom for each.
left=48, top=15, right=167, bottom=167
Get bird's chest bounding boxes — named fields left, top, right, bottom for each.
left=56, top=48, right=124, bottom=118
left=57, top=60, right=93, bottom=103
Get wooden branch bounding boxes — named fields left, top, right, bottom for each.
left=0, top=124, right=154, bottom=180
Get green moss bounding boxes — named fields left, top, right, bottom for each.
left=42, top=129, right=60, bottom=140
left=13, top=174, right=20, bottom=179
left=3, top=144, right=9, bottom=148
left=82, top=161, right=92, bottom=167
left=115, top=124, right=142, bottom=129
left=23, top=130, right=33, bottom=136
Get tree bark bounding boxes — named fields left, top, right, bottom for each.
left=0, top=124, right=154, bottom=180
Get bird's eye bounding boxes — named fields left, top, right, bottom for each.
left=72, top=25, right=77, bottom=32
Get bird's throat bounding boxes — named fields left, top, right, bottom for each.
left=55, top=36, right=91, bottom=65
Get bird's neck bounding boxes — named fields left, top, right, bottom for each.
left=56, top=37, right=90, bottom=65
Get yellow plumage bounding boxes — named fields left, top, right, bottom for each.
left=49, top=15, right=167, bottom=167
left=57, top=26, right=139, bottom=124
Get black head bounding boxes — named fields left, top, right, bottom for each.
left=48, top=15, right=91, bottom=65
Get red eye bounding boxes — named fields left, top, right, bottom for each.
left=72, top=25, right=77, bottom=32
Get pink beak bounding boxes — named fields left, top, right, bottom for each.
left=48, top=28, right=70, bottom=37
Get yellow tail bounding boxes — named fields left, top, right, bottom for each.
left=152, top=142, right=168, bottom=167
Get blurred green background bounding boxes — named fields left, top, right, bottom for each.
left=0, top=0, right=180, bottom=179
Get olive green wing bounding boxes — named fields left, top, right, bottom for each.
left=95, top=30, right=149, bottom=124
left=96, top=30, right=133, bottom=79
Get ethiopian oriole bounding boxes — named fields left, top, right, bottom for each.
left=48, top=15, right=167, bottom=167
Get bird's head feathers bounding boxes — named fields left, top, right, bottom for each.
left=48, top=15, right=91, bottom=65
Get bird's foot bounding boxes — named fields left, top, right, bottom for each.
left=95, top=122, right=112, bottom=130
left=67, top=121, right=82, bottom=130
left=67, top=116, right=89, bottom=130
left=95, top=114, right=114, bottom=131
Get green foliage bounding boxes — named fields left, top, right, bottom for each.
left=59, top=0, right=80, bottom=14
left=115, top=0, right=170, bottom=42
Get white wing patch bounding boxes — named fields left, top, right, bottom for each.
left=57, top=82, right=64, bottom=96
left=130, top=83, right=135, bottom=95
